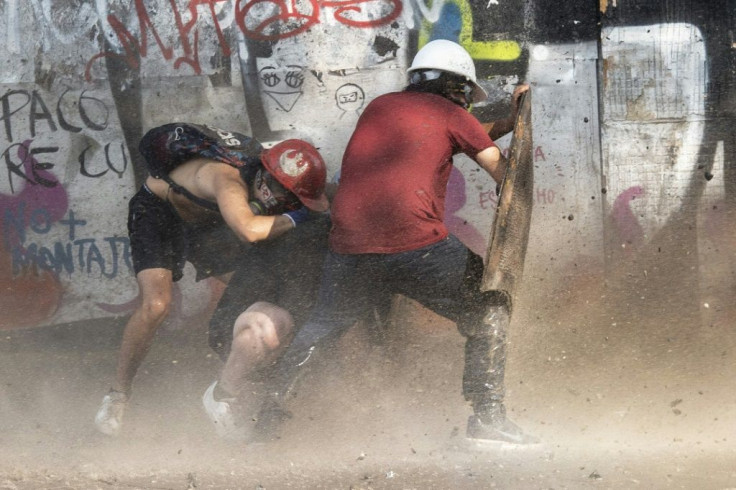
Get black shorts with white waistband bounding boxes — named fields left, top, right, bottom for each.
left=127, top=185, right=245, bottom=282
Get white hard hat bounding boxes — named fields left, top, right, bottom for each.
left=408, top=40, right=488, bottom=103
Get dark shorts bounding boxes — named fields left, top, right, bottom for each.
left=128, top=185, right=246, bottom=282
left=208, top=214, right=331, bottom=359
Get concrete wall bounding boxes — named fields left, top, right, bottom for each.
left=1, top=0, right=734, bottom=330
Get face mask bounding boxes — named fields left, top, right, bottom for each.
left=447, top=79, right=474, bottom=109
left=254, top=169, right=301, bottom=214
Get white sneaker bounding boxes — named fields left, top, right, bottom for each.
left=202, top=381, right=247, bottom=440
left=95, top=390, right=128, bottom=436
left=466, top=414, right=540, bottom=445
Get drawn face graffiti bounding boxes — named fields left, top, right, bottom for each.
left=258, top=64, right=305, bottom=112
left=335, top=83, right=365, bottom=115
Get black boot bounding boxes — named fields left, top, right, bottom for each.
left=466, top=402, right=540, bottom=444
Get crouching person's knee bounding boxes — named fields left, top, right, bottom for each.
left=140, top=296, right=170, bottom=326
left=232, top=302, right=295, bottom=361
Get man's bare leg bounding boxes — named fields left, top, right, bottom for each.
left=203, top=301, right=294, bottom=439
left=115, top=268, right=174, bottom=393
left=95, top=268, right=173, bottom=436
left=220, top=301, right=294, bottom=394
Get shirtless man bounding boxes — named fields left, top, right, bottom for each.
left=94, top=124, right=328, bottom=436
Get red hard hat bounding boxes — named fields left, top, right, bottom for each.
left=261, top=139, right=329, bottom=212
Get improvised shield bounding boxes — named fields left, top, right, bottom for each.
left=481, top=90, right=534, bottom=309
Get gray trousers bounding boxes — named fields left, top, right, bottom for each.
left=262, top=234, right=510, bottom=419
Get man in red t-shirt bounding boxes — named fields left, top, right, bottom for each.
left=329, top=90, right=502, bottom=254
left=256, top=40, right=536, bottom=444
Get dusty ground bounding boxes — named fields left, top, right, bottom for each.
left=1, top=272, right=735, bottom=489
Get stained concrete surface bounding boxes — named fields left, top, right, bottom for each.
left=1, top=276, right=735, bottom=489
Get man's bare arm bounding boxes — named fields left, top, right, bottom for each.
left=475, top=145, right=508, bottom=185
left=200, top=164, right=295, bottom=243
left=481, top=84, right=529, bottom=141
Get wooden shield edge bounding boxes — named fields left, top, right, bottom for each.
left=481, top=90, right=534, bottom=305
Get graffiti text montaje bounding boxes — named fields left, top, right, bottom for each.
left=0, top=89, right=109, bottom=142
left=4, top=207, right=132, bottom=278
left=12, top=237, right=131, bottom=278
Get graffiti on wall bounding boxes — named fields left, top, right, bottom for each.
left=84, top=0, right=405, bottom=81
left=335, top=83, right=366, bottom=118
left=3, top=0, right=736, bottom=329
left=0, top=139, right=66, bottom=329
left=237, top=0, right=403, bottom=40
left=0, top=83, right=133, bottom=328
left=258, top=63, right=305, bottom=112
left=5, top=206, right=132, bottom=279
left=601, top=23, right=707, bottom=245
left=0, top=0, right=538, bottom=329
left=0, top=89, right=128, bottom=187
